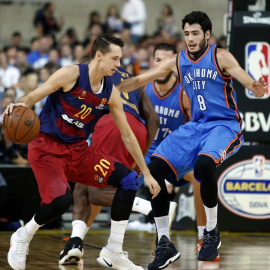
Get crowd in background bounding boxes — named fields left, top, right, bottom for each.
left=0, top=1, right=226, bottom=166
left=0, top=0, right=227, bottom=231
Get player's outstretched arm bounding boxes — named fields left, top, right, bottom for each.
left=116, top=54, right=178, bottom=93
left=138, top=88, right=159, bottom=156
left=217, top=48, right=267, bottom=97
left=108, top=86, right=161, bottom=199
left=3, top=65, right=79, bottom=116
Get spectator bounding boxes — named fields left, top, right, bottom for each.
left=3, top=32, right=23, bottom=51
left=24, top=73, right=44, bottom=115
left=16, top=49, right=34, bottom=75
left=5, top=46, right=18, bottom=66
left=66, top=28, right=80, bottom=49
left=121, top=0, right=147, bottom=44
left=73, top=44, right=85, bottom=64
left=83, top=24, right=103, bottom=57
left=0, top=51, right=20, bottom=89
left=59, top=44, right=73, bottom=67
left=48, top=49, right=60, bottom=67
left=86, top=11, right=105, bottom=32
left=4, top=87, right=16, bottom=103
left=27, top=36, right=50, bottom=69
left=33, top=2, right=64, bottom=37
left=105, top=4, right=123, bottom=33
left=156, top=4, right=179, bottom=36
left=14, top=75, right=26, bottom=100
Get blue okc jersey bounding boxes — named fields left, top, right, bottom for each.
left=145, top=80, right=187, bottom=158
left=110, top=67, right=141, bottom=122
left=39, top=64, right=113, bottom=143
left=177, top=44, right=242, bottom=125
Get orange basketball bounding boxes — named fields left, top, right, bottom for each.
left=2, top=106, right=40, bottom=144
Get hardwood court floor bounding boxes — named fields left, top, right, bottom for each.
left=0, top=230, right=270, bottom=270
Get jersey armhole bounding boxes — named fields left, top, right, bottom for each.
left=65, top=76, right=80, bottom=93
left=176, top=53, right=182, bottom=84
left=214, top=46, right=230, bottom=78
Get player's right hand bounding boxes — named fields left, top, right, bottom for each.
left=3, top=103, right=26, bottom=117
left=144, top=173, right=161, bottom=199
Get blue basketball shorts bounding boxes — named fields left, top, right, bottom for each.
left=153, top=120, right=244, bottom=181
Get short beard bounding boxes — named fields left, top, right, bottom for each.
left=187, top=39, right=207, bottom=57
left=155, top=72, right=174, bottom=85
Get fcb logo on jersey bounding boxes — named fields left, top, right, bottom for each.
left=245, top=42, right=270, bottom=99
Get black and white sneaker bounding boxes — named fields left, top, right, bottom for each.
left=59, top=237, right=84, bottom=265
left=148, top=235, right=180, bottom=270
left=198, top=227, right=221, bottom=261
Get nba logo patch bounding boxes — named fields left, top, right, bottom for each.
left=245, top=42, right=270, bottom=99
left=253, top=155, right=264, bottom=177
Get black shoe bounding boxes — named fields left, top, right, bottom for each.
left=59, top=237, right=84, bottom=265
left=148, top=235, right=180, bottom=270
left=198, top=227, right=221, bottom=261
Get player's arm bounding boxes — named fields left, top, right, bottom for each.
left=116, top=54, right=178, bottom=92
left=108, top=86, right=160, bottom=199
left=217, top=48, right=267, bottom=97
left=182, top=90, right=192, bottom=121
left=138, top=88, right=159, bottom=156
left=4, top=65, right=79, bottom=114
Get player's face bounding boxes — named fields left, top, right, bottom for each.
left=183, top=23, right=210, bottom=57
left=100, top=44, right=122, bottom=76
left=153, top=49, right=174, bottom=84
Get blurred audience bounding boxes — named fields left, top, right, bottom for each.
left=33, top=2, right=64, bottom=38
left=121, top=0, right=147, bottom=44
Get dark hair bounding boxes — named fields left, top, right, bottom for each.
left=44, top=2, right=52, bottom=10
left=163, top=4, right=173, bottom=16
left=91, top=35, right=124, bottom=58
left=12, top=31, right=21, bottom=37
left=182, top=11, right=212, bottom=34
left=153, top=43, right=176, bottom=57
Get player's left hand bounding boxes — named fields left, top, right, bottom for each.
left=144, top=173, right=161, bottom=199
left=251, top=77, right=268, bottom=97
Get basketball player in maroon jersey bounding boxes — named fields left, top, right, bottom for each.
left=4, top=35, right=160, bottom=270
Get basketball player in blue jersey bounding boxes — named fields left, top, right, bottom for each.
left=4, top=35, right=160, bottom=270
left=59, top=66, right=159, bottom=265
left=144, top=43, right=206, bottom=247
left=117, top=11, right=267, bottom=269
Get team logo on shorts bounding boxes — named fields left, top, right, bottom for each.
left=218, top=155, right=270, bottom=219
left=94, top=174, right=104, bottom=183
left=245, top=42, right=270, bottom=99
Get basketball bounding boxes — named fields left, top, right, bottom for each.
left=2, top=106, right=40, bottom=144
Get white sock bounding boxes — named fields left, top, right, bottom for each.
left=197, top=226, right=206, bottom=239
left=107, top=219, right=128, bottom=253
left=24, top=216, right=41, bottom=240
left=154, top=216, right=170, bottom=241
left=82, top=226, right=90, bottom=240
left=71, top=220, right=87, bottom=240
left=204, top=204, right=218, bottom=232
left=132, top=197, right=152, bottom=216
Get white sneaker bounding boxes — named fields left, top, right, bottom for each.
left=97, top=247, right=144, bottom=270
left=7, top=227, right=30, bottom=270
left=169, top=201, right=177, bottom=230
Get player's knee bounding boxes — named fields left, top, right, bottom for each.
left=194, top=155, right=216, bottom=179
left=114, top=188, right=136, bottom=202
left=108, top=162, right=139, bottom=191
left=120, top=171, right=139, bottom=191
left=52, top=188, right=73, bottom=214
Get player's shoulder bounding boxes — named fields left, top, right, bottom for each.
left=57, top=64, right=79, bottom=78
left=216, top=47, right=231, bottom=60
